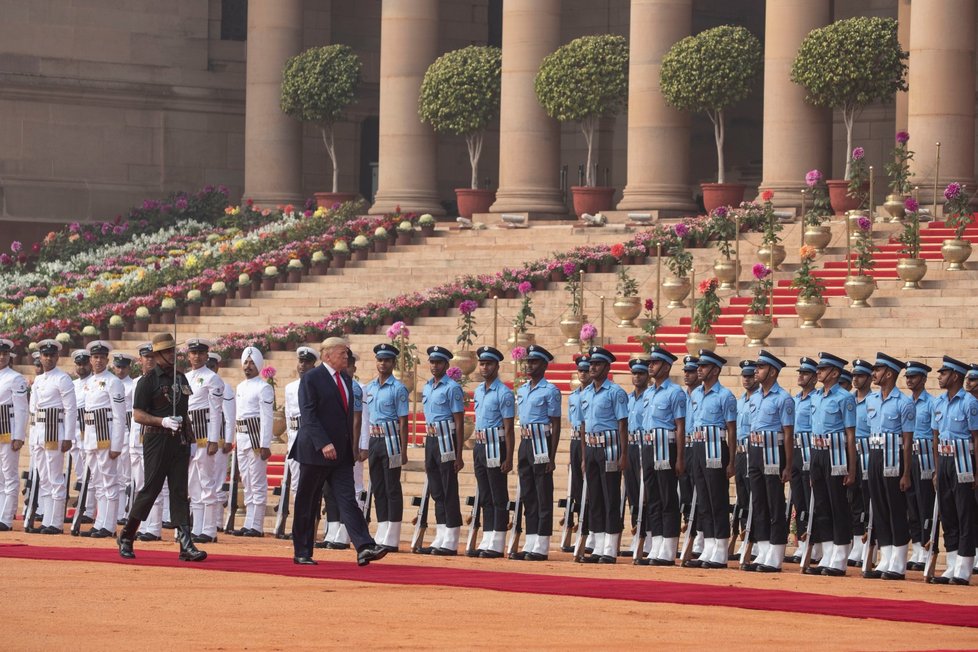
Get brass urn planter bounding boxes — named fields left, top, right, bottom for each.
left=795, top=297, right=826, bottom=329
left=741, top=314, right=774, bottom=347
left=613, top=296, right=642, bottom=327
left=845, top=274, right=876, bottom=308
left=451, top=349, right=478, bottom=378
left=942, top=238, right=972, bottom=271
left=804, top=225, right=832, bottom=253
left=662, top=275, right=691, bottom=309
left=896, top=258, right=927, bottom=290
left=713, top=258, right=740, bottom=291
left=884, top=194, right=907, bottom=222
left=757, top=244, right=786, bottom=271
left=559, top=312, right=585, bottom=346
left=684, top=331, right=716, bottom=355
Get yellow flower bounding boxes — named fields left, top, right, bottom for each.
left=184, top=254, right=198, bottom=269
left=23, top=296, right=37, bottom=304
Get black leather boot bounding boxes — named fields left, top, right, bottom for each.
left=118, top=518, right=140, bottom=559
left=176, top=526, right=208, bottom=562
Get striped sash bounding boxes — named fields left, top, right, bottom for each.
left=952, top=439, right=975, bottom=484
left=523, top=423, right=551, bottom=465
left=828, top=431, right=848, bottom=476
left=76, top=407, right=86, bottom=437
left=236, top=417, right=261, bottom=451
left=755, top=431, right=782, bottom=476
left=428, top=419, right=456, bottom=463
left=125, top=410, right=132, bottom=432
left=84, top=408, right=112, bottom=450
left=700, top=425, right=725, bottom=469
left=855, top=437, right=871, bottom=481
left=914, top=440, right=935, bottom=480
left=0, top=404, right=11, bottom=444
left=600, top=429, right=620, bottom=472
left=189, top=408, right=209, bottom=446
left=879, top=432, right=902, bottom=478
left=37, top=408, right=64, bottom=450
left=481, top=426, right=502, bottom=468
left=287, top=415, right=300, bottom=431
left=374, top=420, right=403, bottom=468
left=795, top=431, right=812, bottom=471
left=649, top=428, right=675, bottom=470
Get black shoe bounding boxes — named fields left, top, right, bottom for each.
left=561, top=545, right=574, bottom=553
left=414, top=546, right=433, bottom=555
left=784, top=555, right=801, bottom=564
left=862, top=569, right=883, bottom=579
left=598, top=555, right=617, bottom=564
left=40, top=526, right=63, bottom=535
left=163, top=521, right=175, bottom=529
left=90, top=528, right=114, bottom=539
left=803, top=566, right=824, bottom=575
left=755, top=564, right=782, bottom=573
left=479, top=550, right=503, bottom=558
left=578, top=555, right=601, bottom=564
left=526, top=552, right=549, bottom=561
left=293, top=556, right=318, bottom=565
left=650, top=558, right=676, bottom=567
left=928, top=575, right=951, bottom=584
left=357, top=544, right=389, bottom=567
left=136, top=532, right=161, bottom=542
left=78, top=515, right=94, bottom=525
left=847, top=559, right=861, bottom=567
left=275, top=533, right=293, bottom=541
left=381, top=545, right=399, bottom=553
left=80, top=528, right=95, bottom=537
left=681, top=558, right=703, bottom=568
left=585, top=547, right=594, bottom=554
left=242, top=529, right=264, bottom=538
left=634, top=557, right=651, bottom=566
left=176, top=526, right=207, bottom=562
left=192, top=534, right=217, bottom=544
left=741, top=563, right=758, bottom=572
left=909, top=561, right=925, bottom=572
left=822, top=567, right=846, bottom=577
left=325, top=541, right=349, bottom=549
left=24, top=525, right=43, bottom=534
left=949, top=577, right=971, bottom=586
left=465, top=549, right=482, bottom=558
left=509, top=551, right=527, bottom=561
left=702, top=561, right=728, bottom=569
left=0, top=523, right=9, bottom=531
left=117, top=519, right=127, bottom=526
left=315, top=540, right=330, bottom=549
left=230, top=528, right=247, bottom=537
left=882, top=572, right=905, bottom=581
left=431, top=547, right=457, bottom=556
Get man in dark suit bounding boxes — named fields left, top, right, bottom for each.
left=290, top=337, right=387, bottom=566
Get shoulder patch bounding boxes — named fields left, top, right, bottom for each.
left=971, top=406, right=977, bottom=417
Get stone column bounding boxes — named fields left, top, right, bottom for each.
left=243, top=0, right=304, bottom=206
left=617, top=0, right=696, bottom=213
left=907, top=0, right=976, bottom=202
left=369, top=0, right=443, bottom=215
left=489, top=0, right=566, bottom=215
left=894, top=0, right=911, bottom=134
left=758, top=0, right=832, bottom=208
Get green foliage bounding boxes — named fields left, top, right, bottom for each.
left=535, top=34, right=629, bottom=124
left=664, top=237, right=693, bottom=279
left=616, top=266, right=638, bottom=298
left=691, top=278, right=722, bottom=335
left=281, top=45, right=361, bottom=125
left=419, top=45, right=501, bottom=137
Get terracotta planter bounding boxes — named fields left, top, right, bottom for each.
left=571, top=186, right=615, bottom=218
left=108, top=326, right=124, bottom=340
left=662, top=275, right=691, bottom=309
left=942, top=238, right=972, bottom=271
left=373, top=239, right=389, bottom=254
left=351, top=248, right=368, bottom=261
left=559, top=312, right=585, bottom=346
left=845, top=274, right=876, bottom=308
left=185, top=303, right=201, bottom=317
left=896, top=258, right=927, bottom=290
left=804, top=225, right=832, bottom=253
left=795, top=297, right=825, bottom=328
left=238, top=284, right=252, bottom=299
left=271, top=340, right=287, bottom=352
left=314, top=192, right=358, bottom=209
left=827, top=180, right=867, bottom=215
left=211, top=294, right=227, bottom=308
left=332, top=252, right=348, bottom=269
left=261, top=277, right=276, bottom=291
left=82, top=335, right=97, bottom=347
left=133, top=319, right=150, bottom=333
left=685, top=331, right=717, bottom=356
left=420, top=224, right=436, bottom=237
left=701, top=183, right=745, bottom=214
left=549, top=269, right=566, bottom=282
left=741, top=314, right=773, bottom=347
left=396, top=232, right=413, bottom=246
left=160, top=311, right=175, bottom=325
left=455, top=188, right=496, bottom=218
left=613, top=296, right=641, bottom=328
left=312, top=262, right=329, bottom=275
left=287, top=269, right=302, bottom=283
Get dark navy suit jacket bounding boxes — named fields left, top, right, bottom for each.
left=290, top=363, right=355, bottom=467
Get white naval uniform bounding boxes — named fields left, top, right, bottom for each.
left=128, top=374, right=165, bottom=537
left=29, top=367, right=77, bottom=529
left=72, top=376, right=96, bottom=519
left=284, top=379, right=301, bottom=496
left=116, top=375, right=133, bottom=522
left=235, top=377, right=273, bottom=533
left=0, top=366, right=29, bottom=526
left=213, top=379, right=235, bottom=529
left=185, top=365, right=224, bottom=537
left=82, top=370, right=127, bottom=532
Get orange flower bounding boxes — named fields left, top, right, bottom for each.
left=698, top=277, right=719, bottom=294
left=610, top=243, right=625, bottom=259
left=800, top=245, right=817, bottom=261
left=761, top=190, right=774, bottom=201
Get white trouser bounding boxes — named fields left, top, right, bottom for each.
left=237, top=443, right=268, bottom=533
left=73, top=446, right=96, bottom=515
left=189, top=445, right=220, bottom=535
left=91, top=449, right=119, bottom=532
left=212, top=448, right=229, bottom=526
left=0, top=443, right=20, bottom=525
left=130, top=449, right=164, bottom=535
left=31, top=443, right=66, bottom=529
left=116, top=442, right=131, bottom=522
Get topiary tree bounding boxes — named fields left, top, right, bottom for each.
left=281, top=45, right=362, bottom=193
left=660, top=25, right=762, bottom=185
left=791, top=16, right=908, bottom=179
left=535, top=34, right=628, bottom=187
left=419, top=45, right=502, bottom=190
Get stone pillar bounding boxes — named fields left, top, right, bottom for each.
left=490, top=0, right=565, bottom=215
left=758, top=0, right=832, bottom=207
left=617, top=0, right=696, bottom=213
left=894, top=0, right=911, bottom=134
left=369, top=0, right=443, bottom=215
left=907, top=0, right=976, bottom=202
left=243, top=0, right=304, bottom=206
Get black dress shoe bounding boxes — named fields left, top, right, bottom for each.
left=882, top=572, right=905, bottom=580
left=275, top=533, right=293, bottom=541
left=509, top=551, right=527, bottom=560
left=950, top=577, right=971, bottom=586
left=702, top=561, right=728, bottom=569
left=293, top=556, right=318, bottom=565
left=822, top=567, right=847, bottom=577
left=90, top=528, right=114, bottom=539
left=847, top=559, right=861, bottom=567
left=40, top=526, right=63, bottom=534
left=325, top=541, right=349, bottom=549
left=525, top=552, right=549, bottom=561
left=755, top=564, right=782, bottom=573
left=24, top=526, right=43, bottom=534
left=230, top=529, right=247, bottom=537
left=928, top=575, right=951, bottom=584
left=80, top=528, right=95, bottom=538
left=431, top=547, right=457, bottom=556
left=741, top=563, right=758, bottom=572
left=163, top=521, right=175, bottom=529
left=414, top=546, right=433, bottom=555
left=193, top=534, right=217, bottom=544
left=681, top=558, right=703, bottom=568
left=585, top=547, right=594, bottom=554
left=803, top=566, right=824, bottom=575
left=381, top=545, right=399, bottom=553
left=466, top=549, right=482, bottom=558
left=784, top=555, right=801, bottom=564
left=634, top=558, right=651, bottom=566
left=136, top=532, right=162, bottom=542
left=118, top=536, right=136, bottom=559
left=561, top=545, right=574, bottom=553
left=315, top=541, right=330, bottom=549
left=598, top=555, right=617, bottom=564
left=78, top=515, right=94, bottom=525
left=862, top=569, right=883, bottom=579
left=579, top=555, right=601, bottom=564
left=0, top=523, right=10, bottom=532
left=650, top=558, right=676, bottom=566
left=117, top=518, right=127, bottom=526
left=357, top=544, right=389, bottom=567
left=479, top=550, right=503, bottom=558
left=242, top=529, right=264, bottom=538
left=909, top=562, right=925, bottom=572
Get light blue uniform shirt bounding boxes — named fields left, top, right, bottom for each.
left=628, top=388, right=648, bottom=433
left=643, top=379, right=687, bottom=431
left=690, top=382, right=737, bottom=429
left=582, top=380, right=628, bottom=432
left=794, top=391, right=814, bottom=433
left=474, top=378, right=515, bottom=430
left=422, top=376, right=465, bottom=423
left=854, top=393, right=871, bottom=439
left=866, top=387, right=914, bottom=434
left=568, top=387, right=584, bottom=429
left=364, top=375, right=409, bottom=424
left=811, top=384, right=856, bottom=435
left=516, top=378, right=561, bottom=425
left=912, top=390, right=935, bottom=440
left=931, top=390, right=978, bottom=442
left=737, top=391, right=755, bottom=442
left=685, top=392, right=695, bottom=435
left=749, top=383, right=795, bottom=432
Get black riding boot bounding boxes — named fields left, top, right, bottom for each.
left=176, top=525, right=208, bottom=562
left=118, top=518, right=140, bottom=559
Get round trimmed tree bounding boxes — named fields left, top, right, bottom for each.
left=281, top=45, right=362, bottom=193
left=660, top=25, right=762, bottom=185
left=535, top=34, right=629, bottom=188
left=791, top=16, right=908, bottom=179
left=419, top=45, right=502, bottom=190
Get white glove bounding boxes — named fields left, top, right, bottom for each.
left=161, top=417, right=182, bottom=431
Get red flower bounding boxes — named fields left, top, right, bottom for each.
left=610, top=243, right=625, bottom=259
left=644, top=298, right=654, bottom=312
left=761, top=190, right=774, bottom=202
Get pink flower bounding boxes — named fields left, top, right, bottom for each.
left=805, top=169, right=822, bottom=188
left=386, top=321, right=409, bottom=339
left=580, top=323, right=597, bottom=341
left=945, top=182, right=962, bottom=201
left=752, top=263, right=771, bottom=280
left=761, top=190, right=774, bottom=202
left=851, top=147, right=865, bottom=161
left=446, top=366, right=463, bottom=382
left=712, top=206, right=728, bottom=218
left=904, top=197, right=919, bottom=213
left=0, top=253, right=10, bottom=266
left=458, top=299, right=478, bottom=315
left=562, top=261, right=576, bottom=276
left=674, top=223, right=690, bottom=238
left=896, top=131, right=910, bottom=145
left=260, top=366, right=276, bottom=380
left=517, top=281, right=533, bottom=295
left=10, top=240, right=22, bottom=253
left=857, top=215, right=871, bottom=231
left=644, top=298, right=654, bottom=312
left=510, top=346, right=527, bottom=361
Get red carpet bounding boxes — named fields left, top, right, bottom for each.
left=2, top=543, right=975, bottom=629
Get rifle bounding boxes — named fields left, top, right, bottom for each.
left=273, top=462, right=292, bottom=539
left=632, top=445, right=646, bottom=563
left=23, top=467, right=40, bottom=531
left=558, top=461, right=575, bottom=551
left=573, top=475, right=590, bottom=561
left=505, top=482, right=523, bottom=556
left=861, top=501, right=876, bottom=576
left=678, top=487, right=699, bottom=563
left=223, top=449, right=239, bottom=533
left=923, top=474, right=941, bottom=582
left=410, top=478, right=430, bottom=552
left=61, top=452, right=73, bottom=526
left=361, top=485, right=372, bottom=522
left=799, top=487, right=817, bottom=573
left=70, top=464, right=91, bottom=536
left=464, top=487, right=481, bottom=556
left=738, top=493, right=754, bottom=567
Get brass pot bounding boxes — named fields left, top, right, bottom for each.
left=756, top=243, right=786, bottom=271
left=896, top=257, right=927, bottom=290
left=451, top=349, right=478, bottom=378
left=393, top=368, right=417, bottom=400
left=662, top=275, right=691, bottom=309
left=741, top=314, right=774, bottom=347
left=884, top=193, right=907, bottom=223
left=713, top=257, right=740, bottom=291
left=685, top=331, right=717, bottom=356
left=613, top=296, right=642, bottom=327
left=804, top=225, right=832, bottom=253
left=273, top=409, right=287, bottom=443
left=559, top=311, right=585, bottom=346
left=942, top=238, right=972, bottom=271
left=845, top=274, right=876, bottom=308
left=795, top=296, right=826, bottom=329
left=507, top=331, right=536, bottom=350
left=848, top=210, right=871, bottom=246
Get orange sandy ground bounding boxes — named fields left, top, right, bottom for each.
left=6, top=532, right=978, bottom=651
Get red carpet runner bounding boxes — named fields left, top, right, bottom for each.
left=2, top=543, right=975, bottom=629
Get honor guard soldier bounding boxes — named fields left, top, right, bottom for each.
left=734, top=360, right=758, bottom=561
left=788, top=357, right=818, bottom=563
left=183, top=338, right=225, bottom=543
left=685, top=350, right=737, bottom=569
left=838, top=369, right=854, bottom=392
left=638, top=347, right=686, bottom=565
left=681, top=355, right=702, bottom=555
left=111, top=353, right=135, bottom=524
left=471, top=346, right=514, bottom=558
left=28, top=340, right=77, bottom=534
left=284, top=347, right=319, bottom=534
left=806, top=352, right=857, bottom=576
left=130, top=343, right=164, bottom=541
left=579, top=346, right=629, bottom=563
left=564, top=354, right=591, bottom=552
left=744, top=351, right=794, bottom=572
left=624, top=357, right=651, bottom=553
left=419, top=346, right=465, bottom=555
left=864, top=352, right=915, bottom=579
left=233, top=346, right=274, bottom=537
left=0, top=339, right=28, bottom=530
left=81, top=341, right=127, bottom=538
left=966, top=365, right=978, bottom=400
left=929, top=356, right=978, bottom=584
left=363, top=343, right=410, bottom=552
left=71, top=349, right=96, bottom=525
left=904, top=360, right=936, bottom=570
left=513, top=345, right=561, bottom=561
left=119, top=333, right=206, bottom=561
left=849, top=358, right=874, bottom=567
left=206, top=352, right=235, bottom=530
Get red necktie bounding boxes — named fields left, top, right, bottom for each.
left=335, top=371, right=348, bottom=411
